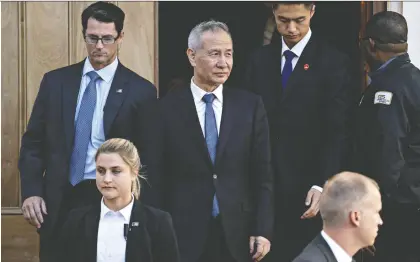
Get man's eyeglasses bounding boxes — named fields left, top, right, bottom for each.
left=84, top=35, right=119, bottom=45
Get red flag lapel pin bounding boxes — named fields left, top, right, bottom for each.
left=304, top=64, right=310, bottom=70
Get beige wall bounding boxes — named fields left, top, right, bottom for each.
left=1, top=2, right=157, bottom=261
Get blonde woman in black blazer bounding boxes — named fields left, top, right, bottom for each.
left=59, top=138, right=180, bottom=262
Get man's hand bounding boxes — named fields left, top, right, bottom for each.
left=249, top=236, right=271, bottom=261
left=301, top=188, right=321, bottom=219
left=22, top=196, right=47, bottom=228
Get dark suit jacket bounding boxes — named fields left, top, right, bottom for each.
left=58, top=201, right=180, bottom=262
left=292, top=234, right=339, bottom=262
left=146, top=86, right=274, bottom=262
left=18, top=59, right=158, bottom=234
left=244, top=34, right=354, bottom=198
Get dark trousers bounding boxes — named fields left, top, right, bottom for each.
left=199, top=216, right=237, bottom=262
left=364, top=199, right=420, bottom=262
left=265, top=193, right=322, bottom=262
left=39, top=180, right=102, bottom=262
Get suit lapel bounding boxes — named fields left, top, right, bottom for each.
left=178, top=87, right=214, bottom=169
left=103, top=63, right=130, bottom=137
left=281, top=36, right=317, bottom=102
left=84, top=204, right=100, bottom=261
left=315, top=234, right=339, bottom=262
left=215, top=87, right=236, bottom=166
left=126, top=201, right=152, bottom=262
left=62, top=60, right=85, bottom=155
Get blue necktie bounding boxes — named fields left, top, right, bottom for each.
left=69, top=71, right=101, bottom=186
left=282, top=50, right=296, bottom=88
left=202, top=94, right=220, bottom=217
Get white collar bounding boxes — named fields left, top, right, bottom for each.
left=281, top=28, right=312, bottom=58
left=100, top=195, right=134, bottom=222
left=321, top=231, right=353, bottom=262
left=190, top=77, right=223, bottom=104
left=83, top=56, right=119, bottom=83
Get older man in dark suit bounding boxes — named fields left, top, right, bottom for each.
left=293, top=172, right=383, bottom=262
left=244, top=2, right=355, bottom=261
left=147, top=20, right=274, bottom=262
left=18, top=2, right=157, bottom=261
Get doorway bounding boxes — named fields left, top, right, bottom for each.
left=158, top=1, right=365, bottom=98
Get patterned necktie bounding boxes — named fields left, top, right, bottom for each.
left=202, top=94, right=220, bottom=217
left=282, top=50, right=296, bottom=88
left=69, top=71, right=101, bottom=186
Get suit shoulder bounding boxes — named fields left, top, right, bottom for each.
left=249, top=44, right=276, bottom=60
left=158, top=87, right=188, bottom=105
left=227, top=87, right=262, bottom=102
left=43, top=62, right=83, bottom=78
left=313, top=38, right=350, bottom=63
left=292, top=242, right=328, bottom=262
left=120, top=64, right=156, bottom=95
left=142, top=204, right=172, bottom=221
left=122, top=65, right=154, bottom=86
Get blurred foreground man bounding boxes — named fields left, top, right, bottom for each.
left=355, top=11, right=420, bottom=262
left=293, top=172, right=383, bottom=262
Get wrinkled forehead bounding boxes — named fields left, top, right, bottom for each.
left=200, top=30, right=233, bottom=50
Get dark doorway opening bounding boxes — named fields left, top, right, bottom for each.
left=158, top=2, right=362, bottom=98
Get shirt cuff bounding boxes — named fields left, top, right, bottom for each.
left=311, top=185, right=323, bottom=193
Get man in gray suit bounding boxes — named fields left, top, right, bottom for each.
left=293, top=172, right=383, bottom=262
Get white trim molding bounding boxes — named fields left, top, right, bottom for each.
left=387, top=1, right=420, bottom=68
left=387, top=1, right=403, bottom=13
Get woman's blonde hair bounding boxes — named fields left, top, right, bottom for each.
left=95, top=138, right=143, bottom=199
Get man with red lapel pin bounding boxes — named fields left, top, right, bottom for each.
left=244, top=2, right=355, bottom=261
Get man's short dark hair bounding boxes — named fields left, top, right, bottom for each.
left=272, top=1, right=314, bottom=11
left=366, top=11, right=407, bottom=45
left=82, top=1, right=125, bottom=36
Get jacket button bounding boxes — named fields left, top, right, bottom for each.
left=213, top=174, right=217, bottom=179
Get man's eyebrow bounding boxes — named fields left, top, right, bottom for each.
left=277, top=16, right=306, bottom=20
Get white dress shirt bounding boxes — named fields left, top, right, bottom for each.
left=280, top=29, right=312, bottom=72
left=97, top=196, right=134, bottom=262
left=75, top=57, right=119, bottom=180
left=190, top=78, right=223, bottom=136
left=280, top=30, right=323, bottom=193
left=321, top=231, right=353, bottom=262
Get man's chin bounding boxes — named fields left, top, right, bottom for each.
left=284, top=36, right=302, bottom=45
left=212, top=76, right=228, bottom=85
left=93, top=58, right=107, bottom=64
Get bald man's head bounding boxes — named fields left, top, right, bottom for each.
left=320, top=172, right=383, bottom=249
left=320, top=172, right=380, bottom=227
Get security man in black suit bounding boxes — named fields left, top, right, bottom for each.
left=18, top=2, right=158, bottom=261
left=355, top=11, right=420, bottom=262
left=244, top=2, right=354, bottom=261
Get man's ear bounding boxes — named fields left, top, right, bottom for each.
left=350, top=211, right=361, bottom=227
left=186, top=48, right=196, bottom=67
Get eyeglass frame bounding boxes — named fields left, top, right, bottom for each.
left=84, top=34, right=120, bottom=45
